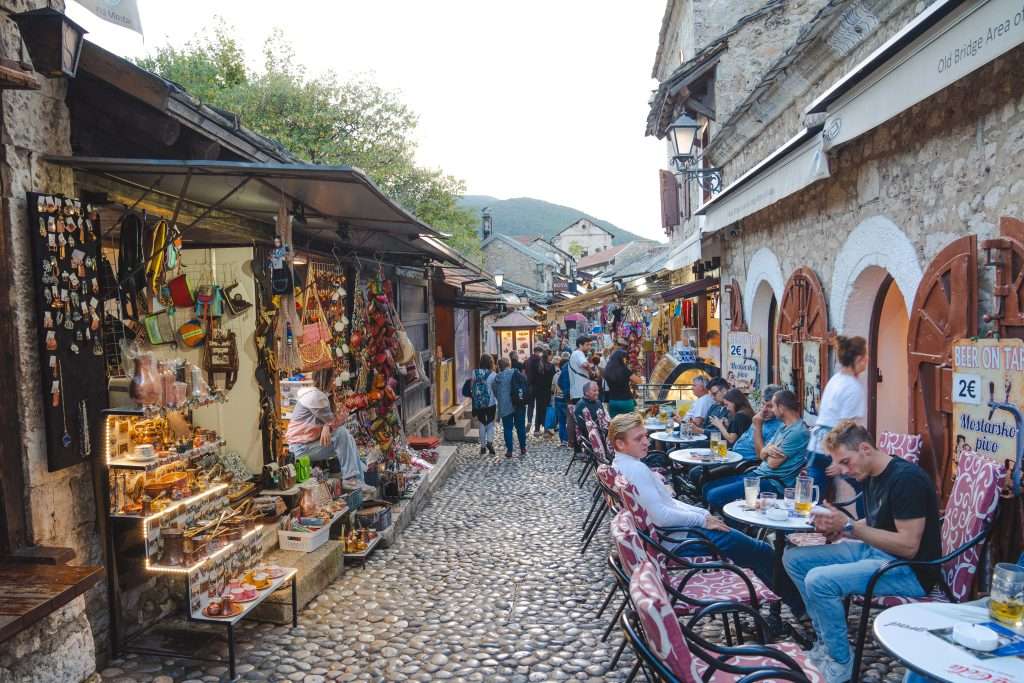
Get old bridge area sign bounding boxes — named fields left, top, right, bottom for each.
left=952, top=338, right=1024, bottom=469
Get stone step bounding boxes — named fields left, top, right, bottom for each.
left=249, top=539, right=344, bottom=623
left=442, top=418, right=476, bottom=442
left=379, top=445, right=458, bottom=547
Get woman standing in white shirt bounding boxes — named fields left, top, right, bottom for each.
left=806, top=335, right=867, bottom=494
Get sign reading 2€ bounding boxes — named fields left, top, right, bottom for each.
left=952, top=338, right=1024, bottom=465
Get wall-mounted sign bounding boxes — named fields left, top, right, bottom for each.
left=802, top=340, right=822, bottom=425
left=726, top=331, right=761, bottom=392
left=952, top=338, right=1024, bottom=469
left=779, top=342, right=796, bottom=396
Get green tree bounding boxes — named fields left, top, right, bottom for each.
left=137, top=22, right=481, bottom=263
left=567, top=242, right=585, bottom=258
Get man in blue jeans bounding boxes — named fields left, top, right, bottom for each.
left=783, top=421, right=941, bottom=683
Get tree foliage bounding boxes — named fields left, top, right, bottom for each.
left=567, top=242, right=585, bottom=258
left=137, top=22, right=481, bottom=262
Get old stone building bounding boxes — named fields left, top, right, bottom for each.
left=649, top=0, right=1024, bottom=510
left=550, top=218, right=614, bottom=257
left=480, top=233, right=559, bottom=294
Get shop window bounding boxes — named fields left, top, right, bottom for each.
left=400, top=282, right=427, bottom=315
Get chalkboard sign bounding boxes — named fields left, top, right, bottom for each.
left=27, top=193, right=109, bottom=472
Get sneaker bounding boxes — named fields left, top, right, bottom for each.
left=559, top=441, right=568, bottom=448
left=505, top=450, right=515, bottom=459
left=487, top=444, right=495, bottom=455
left=806, top=639, right=827, bottom=667
left=520, top=448, right=527, bottom=457
left=818, top=653, right=853, bottom=683
left=479, top=446, right=487, bottom=455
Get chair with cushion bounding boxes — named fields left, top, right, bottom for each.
left=625, top=558, right=822, bottom=682
left=580, top=463, right=621, bottom=554
left=876, top=431, right=923, bottom=464
left=848, top=450, right=1005, bottom=680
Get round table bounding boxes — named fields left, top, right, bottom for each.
left=722, top=500, right=815, bottom=622
left=874, top=600, right=1024, bottom=682
left=669, top=448, right=743, bottom=466
left=644, top=421, right=671, bottom=433
left=649, top=431, right=707, bottom=448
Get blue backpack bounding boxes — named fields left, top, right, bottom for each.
left=471, top=371, right=492, bottom=411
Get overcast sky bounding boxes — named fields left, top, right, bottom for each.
left=67, top=1, right=669, bottom=242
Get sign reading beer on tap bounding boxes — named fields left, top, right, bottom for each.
left=951, top=338, right=1024, bottom=469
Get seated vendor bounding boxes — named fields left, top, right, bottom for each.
left=286, top=386, right=364, bottom=482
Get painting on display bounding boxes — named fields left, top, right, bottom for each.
left=499, top=330, right=515, bottom=358
left=802, top=340, right=822, bottom=424
left=726, top=331, right=761, bottom=392
left=951, top=338, right=1024, bottom=475
left=778, top=342, right=796, bottom=395
left=515, top=330, right=532, bottom=361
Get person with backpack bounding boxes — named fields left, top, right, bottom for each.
left=492, top=356, right=528, bottom=458
left=465, top=354, right=498, bottom=456
left=554, top=352, right=571, bottom=447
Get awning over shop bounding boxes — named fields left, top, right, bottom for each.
left=663, top=233, right=703, bottom=272
left=697, top=128, right=829, bottom=234
left=490, top=311, right=542, bottom=329
left=806, top=0, right=1021, bottom=151
left=660, top=277, right=720, bottom=302
left=46, top=157, right=455, bottom=263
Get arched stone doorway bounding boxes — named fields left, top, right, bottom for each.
left=743, top=247, right=784, bottom=389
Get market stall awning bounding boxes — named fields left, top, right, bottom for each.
left=47, top=156, right=455, bottom=263
left=696, top=127, right=828, bottom=234
left=805, top=0, right=1017, bottom=151
left=660, top=277, right=720, bottom=302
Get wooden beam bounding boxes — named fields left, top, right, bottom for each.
left=78, top=43, right=169, bottom=110
left=0, top=198, right=27, bottom=555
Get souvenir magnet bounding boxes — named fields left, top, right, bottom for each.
left=45, top=331, right=56, bottom=351
left=47, top=233, right=56, bottom=251
left=38, top=217, right=46, bottom=237
left=70, top=343, right=79, bottom=355
left=43, top=311, right=53, bottom=329
left=51, top=380, right=60, bottom=407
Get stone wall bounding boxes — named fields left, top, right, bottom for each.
left=0, top=595, right=98, bottom=683
left=551, top=220, right=612, bottom=256
left=0, top=0, right=107, bottom=677
left=720, top=42, right=1024, bottom=338
left=481, top=240, right=549, bottom=292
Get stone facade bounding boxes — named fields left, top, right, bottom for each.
left=0, top=595, right=98, bottom=683
left=0, top=1, right=105, bottom=679
left=717, top=40, right=1024, bottom=370
left=550, top=219, right=613, bottom=257
left=481, top=236, right=555, bottom=293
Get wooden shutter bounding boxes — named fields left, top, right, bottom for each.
left=982, top=216, right=1024, bottom=338
left=659, top=170, right=679, bottom=234
left=908, top=235, right=977, bottom=498
left=777, top=267, right=829, bottom=413
left=727, top=278, right=746, bottom=332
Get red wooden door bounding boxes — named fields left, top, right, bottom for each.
left=777, top=267, right=829, bottom=412
left=908, top=235, right=977, bottom=497
left=728, top=278, right=746, bottom=332
left=983, top=216, right=1024, bottom=338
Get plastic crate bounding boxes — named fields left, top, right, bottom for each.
left=278, top=523, right=331, bottom=553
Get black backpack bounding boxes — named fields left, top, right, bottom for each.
left=511, top=371, right=528, bottom=408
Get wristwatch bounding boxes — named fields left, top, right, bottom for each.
left=842, top=520, right=855, bottom=535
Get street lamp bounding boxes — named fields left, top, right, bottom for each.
left=11, top=8, right=87, bottom=79
left=494, top=270, right=504, bottom=288
left=667, top=113, right=722, bottom=193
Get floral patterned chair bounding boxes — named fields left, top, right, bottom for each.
left=625, top=558, right=822, bottom=682
left=580, top=462, right=620, bottom=554
left=613, top=477, right=780, bottom=630
left=876, top=431, right=923, bottom=464
left=848, top=450, right=1005, bottom=680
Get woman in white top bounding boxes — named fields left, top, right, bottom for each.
left=806, top=335, right=867, bottom=494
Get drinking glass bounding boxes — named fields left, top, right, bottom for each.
left=709, top=432, right=721, bottom=456
left=784, top=487, right=796, bottom=511
left=716, top=438, right=728, bottom=460
left=758, top=491, right=778, bottom=512
left=794, top=473, right=820, bottom=517
left=990, top=563, right=1024, bottom=627
left=743, top=476, right=761, bottom=508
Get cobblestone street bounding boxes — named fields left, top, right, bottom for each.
left=100, top=437, right=908, bottom=683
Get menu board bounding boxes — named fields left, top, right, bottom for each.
left=779, top=342, right=796, bottom=395
left=726, top=331, right=760, bottom=392
left=802, top=340, right=822, bottom=424
left=952, top=338, right=1024, bottom=471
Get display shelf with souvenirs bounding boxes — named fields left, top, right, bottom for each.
left=276, top=475, right=351, bottom=553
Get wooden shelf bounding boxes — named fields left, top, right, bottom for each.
left=107, top=440, right=224, bottom=471
left=189, top=568, right=297, bottom=625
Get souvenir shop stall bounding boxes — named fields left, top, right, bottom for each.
left=40, top=158, right=455, bottom=673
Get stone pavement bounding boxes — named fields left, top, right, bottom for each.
left=99, top=435, right=906, bottom=682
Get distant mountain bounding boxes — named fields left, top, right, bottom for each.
left=457, top=195, right=655, bottom=245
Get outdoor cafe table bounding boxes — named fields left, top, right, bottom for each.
left=650, top=431, right=708, bottom=449
left=721, top=499, right=815, bottom=623
left=670, top=448, right=743, bottom=466
left=874, top=601, right=1024, bottom=682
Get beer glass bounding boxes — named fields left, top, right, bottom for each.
left=743, top=476, right=761, bottom=508
left=990, top=562, right=1024, bottom=627
left=794, top=473, right=820, bottom=517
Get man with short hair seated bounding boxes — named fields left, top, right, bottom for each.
left=573, top=380, right=603, bottom=430
left=782, top=421, right=941, bottom=683
left=703, top=389, right=808, bottom=513
left=609, top=411, right=802, bottom=618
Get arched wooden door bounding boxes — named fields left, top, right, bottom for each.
left=983, top=216, right=1024, bottom=338
left=908, top=235, right=977, bottom=498
left=727, top=278, right=747, bottom=332
left=777, top=267, right=829, bottom=414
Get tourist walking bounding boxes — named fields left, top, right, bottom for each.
left=554, top=353, right=571, bottom=446
left=567, top=335, right=593, bottom=456
left=493, top=357, right=528, bottom=458
left=528, top=348, right=556, bottom=435
left=469, top=354, right=497, bottom=456
left=806, top=335, right=867, bottom=495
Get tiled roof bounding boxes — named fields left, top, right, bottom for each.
left=481, top=233, right=559, bottom=267
left=576, top=244, right=629, bottom=269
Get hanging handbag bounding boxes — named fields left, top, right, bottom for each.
left=168, top=273, right=194, bottom=308
left=271, top=266, right=292, bottom=295
left=297, top=283, right=333, bottom=372
left=144, top=310, right=175, bottom=345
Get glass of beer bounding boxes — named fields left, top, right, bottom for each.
left=743, top=476, right=761, bottom=508
left=794, top=473, right=820, bottom=517
left=716, top=438, right=728, bottom=460
left=990, top=562, right=1024, bottom=627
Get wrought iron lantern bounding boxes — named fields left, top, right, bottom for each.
left=11, top=8, right=87, bottom=79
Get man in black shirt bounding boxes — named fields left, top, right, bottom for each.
left=782, top=421, right=940, bottom=683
